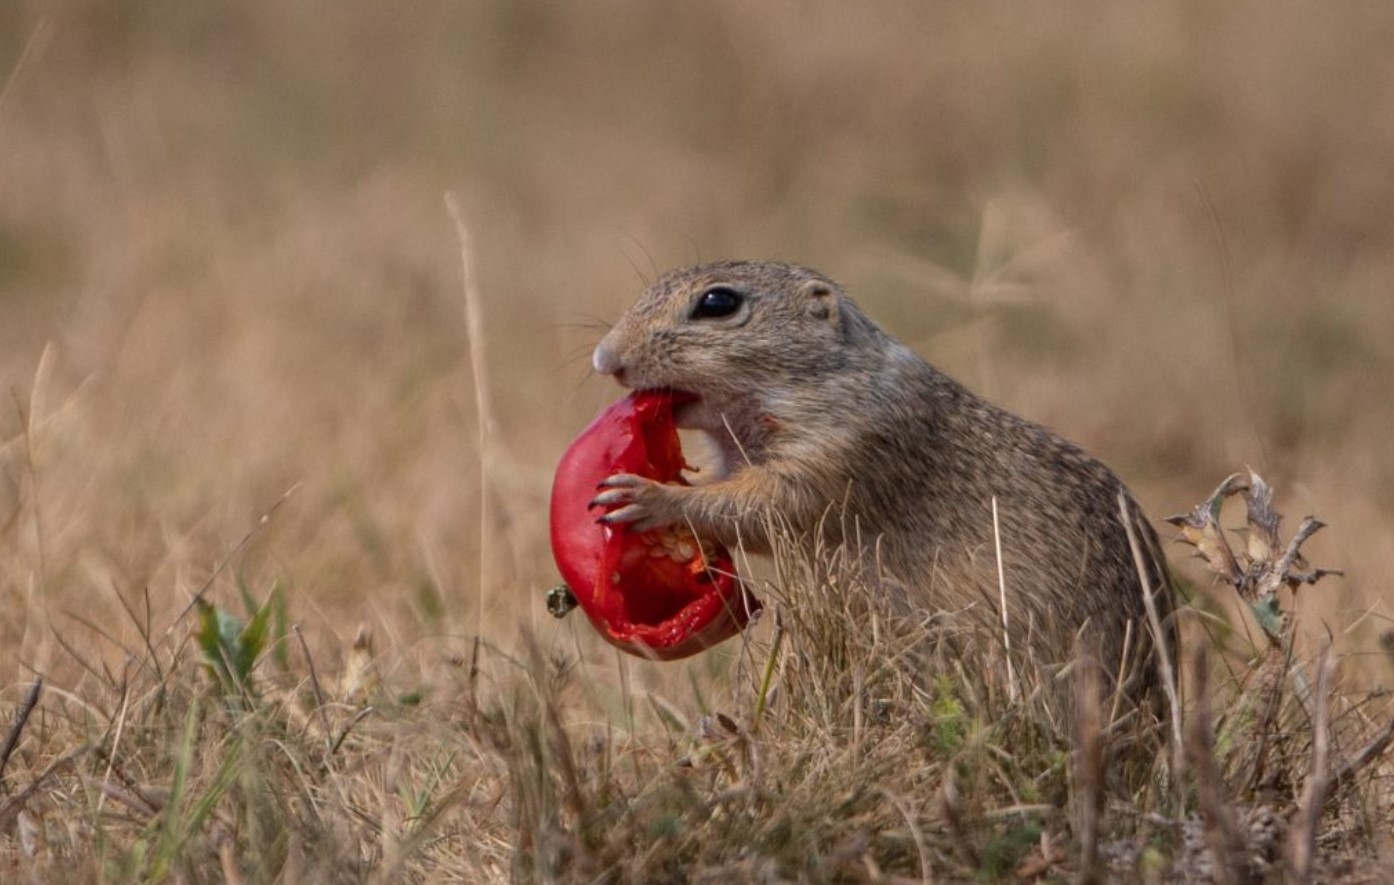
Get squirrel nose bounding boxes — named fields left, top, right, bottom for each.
left=593, top=338, right=623, bottom=376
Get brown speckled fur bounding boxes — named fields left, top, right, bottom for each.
left=591, top=260, right=1174, bottom=706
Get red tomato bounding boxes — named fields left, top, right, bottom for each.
left=550, top=390, right=761, bottom=659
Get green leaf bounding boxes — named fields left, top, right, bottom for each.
left=237, top=593, right=274, bottom=682
left=269, top=582, right=290, bottom=671
left=1252, top=597, right=1285, bottom=642
left=196, top=601, right=240, bottom=689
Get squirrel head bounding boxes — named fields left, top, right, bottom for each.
left=593, top=260, right=884, bottom=435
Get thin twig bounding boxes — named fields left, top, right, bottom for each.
left=1186, top=644, right=1255, bottom=885
left=1287, top=645, right=1336, bottom=884
left=60, top=607, right=140, bottom=675
left=1107, top=618, right=1133, bottom=731
left=160, top=484, right=302, bottom=649
left=0, top=19, right=50, bottom=117
left=465, top=634, right=482, bottom=722
left=330, top=707, right=375, bottom=756
left=1119, top=493, right=1183, bottom=778
left=0, top=678, right=42, bottom=788
left=293, top=623, right=332, bottom=753
left=0, top=741, right=93, bottom=833
left=1072, top=647, right=1104, bottom=885
left=1194, top=181, right=1270, bottom=469
left=445, top=193, right=494, bottom=647
left=91, top=744, right=162, bottom=816
left=48, top=623, right=107, bottom=691
left=991, top=496, right=1018, bottom=703
left=1240, top=643, right=1288, bottom=796
left=1333, top=714, right=1394, bottom=789
left=109, top=579, right=164, bottom=683
left=93, top=675, right=132, bottom=824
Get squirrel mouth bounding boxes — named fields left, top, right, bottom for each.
left=607, top=368, right=703, bottom=424
left=643, top=388, right=702, bottom=429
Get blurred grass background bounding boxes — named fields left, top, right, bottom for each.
left=2, top=0, right=1392, bottom=689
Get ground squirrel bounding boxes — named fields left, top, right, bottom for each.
left=590, top=260, right=1172, bottom=704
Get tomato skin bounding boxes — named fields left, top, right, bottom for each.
left=550, top=390, right=760, bottom=659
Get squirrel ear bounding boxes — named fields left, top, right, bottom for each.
left=800, top=280, right=841, bottom=327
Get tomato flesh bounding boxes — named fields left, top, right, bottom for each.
left=550, top=390, right=760, bottom=659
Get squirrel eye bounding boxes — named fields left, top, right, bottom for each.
left=690, top=286, right=744, bottom=320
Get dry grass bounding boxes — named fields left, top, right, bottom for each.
left=2, top=481, right=1389, bottom=882
left=3, top=1, right=1394, bottom=881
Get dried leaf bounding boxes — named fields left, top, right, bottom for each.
left=1167, top=476, right=1247, bottom=589
left=1242, top=469, right=1280, bottom=565
left=1288, top=567, right=1344, bottom=587
left=1183, top=522, right=1244, bottom=587
left=340, top=624, right=379, bottom=703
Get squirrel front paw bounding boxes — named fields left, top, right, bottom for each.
left=590, top=473, right=681, bottom=533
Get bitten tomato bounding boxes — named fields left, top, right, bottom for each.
left=550, top=390, right=761, bottom=659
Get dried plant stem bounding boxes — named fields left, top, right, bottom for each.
left=939, top=765, right=980, bottom=871
left=21, top=346, right=55, bottom=592
left=991, top=497, right=1018, bottom=703
left=1334, top=715, right=1394, bottom=789
left=1240, top=643, right=1288, bottom=795
left=751, top=609, right=784, bottom=731
left=1194, top=182, right=1271, bottom=468
left=445, top=193, right=494, bottom=642
left=0, top=742, right=92, bottom=833
left=1072, top=649, right=1103, bottom=885
left=329, top=707, right=375, bottom=757
left=1108, top=618, right=1133, bottom=728
left=162, top=483, right=302, bottom=648
left=293, top=623, right=331, bottom=753
left=1119, top=493, right=1182, bottom=776
left=878, top=787, right=931, bottom=882
left=0, top=19, right=50, bottom=116
left=1186, top=644, right=1255, bottom=885
left=1287, top=645, right=1335, bottom=884
left=0, top=677, right=42, bottom=787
